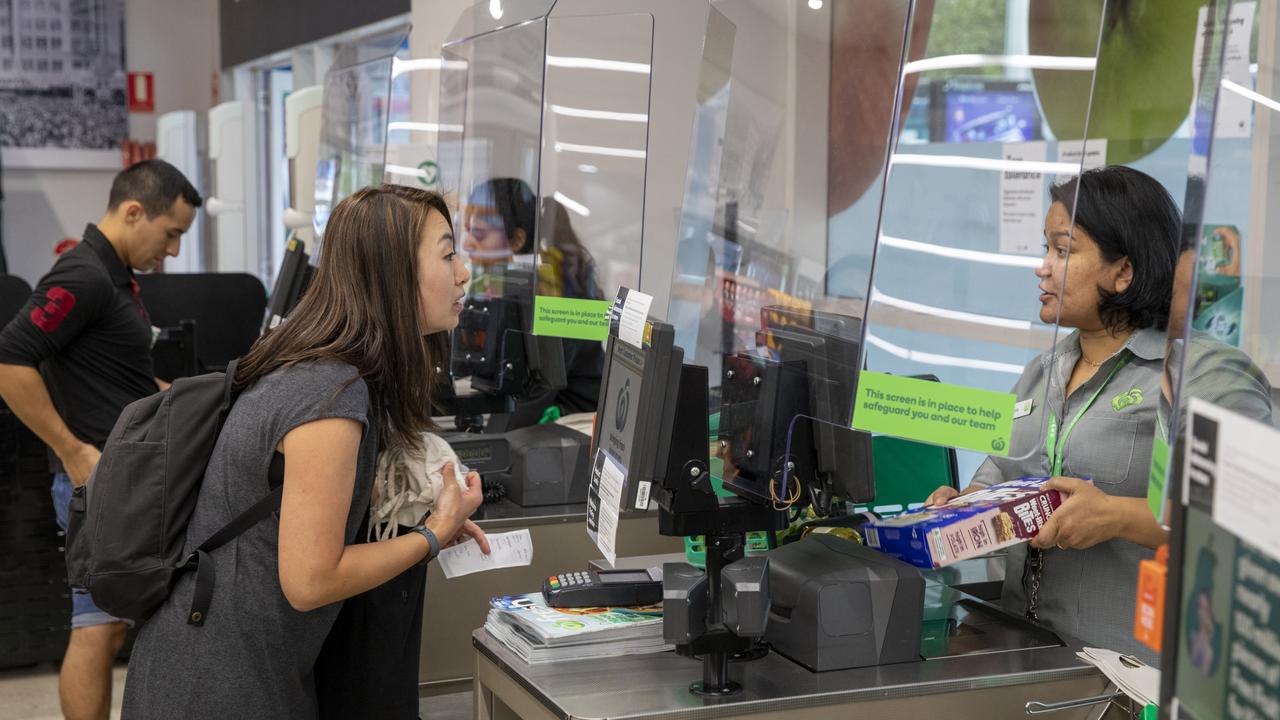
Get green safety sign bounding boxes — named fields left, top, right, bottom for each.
left=532, top=296, right=611, bottom=341
left=852, top=372, right=1015, bottom=456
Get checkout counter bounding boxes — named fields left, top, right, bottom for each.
left=421, top=503, right=682, bottom=691
left=458, top=313, right=1114, bottom=719
left=409, top=1, right=1153, bottom=713
left=470, top=579, right=1109, bottom=720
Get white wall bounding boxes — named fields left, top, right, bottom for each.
left=2, top=0, right=220, bottom=286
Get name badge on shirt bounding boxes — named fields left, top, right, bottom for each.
left=1013, top=398, right=1034, bottom=419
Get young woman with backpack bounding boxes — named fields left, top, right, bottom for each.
left=122, top=185, right=489, bottom=719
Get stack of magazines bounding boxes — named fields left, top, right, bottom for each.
left=484, top=592, right=674, bottom=663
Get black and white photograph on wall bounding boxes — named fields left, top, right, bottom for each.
left=0, top=0, right=126, bottom=164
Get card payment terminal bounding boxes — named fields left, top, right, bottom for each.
left=542, top=567, right=663, bottom=608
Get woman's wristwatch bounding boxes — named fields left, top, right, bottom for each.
left=412, top=524, right=440, bottom=564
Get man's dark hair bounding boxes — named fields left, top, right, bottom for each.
left=1050, top=165, right=1181, bottom=333
left=107, top=159, right=203, bottom=217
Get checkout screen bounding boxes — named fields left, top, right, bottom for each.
left=600, top=570, right=651, bottom=584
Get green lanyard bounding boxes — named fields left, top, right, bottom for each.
left=1043, top=353, right=1132, bottom=476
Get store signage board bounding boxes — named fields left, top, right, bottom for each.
left=999, top=141, right=1047, bottom=256
left=610, top=287, right=654, bottom=350
left=1169, top=399, right=1280, bottom=720
left=852, top=371, right=1015, bottom=456
left=1055, top=138, right=1107, bottom=183
left=1192, top=2, right=1255, bottom=140
left=532, top=296, right=612, bottom=341
left=1186, top=399, right=1280, bottom=563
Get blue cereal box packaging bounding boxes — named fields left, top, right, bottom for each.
left=863, top=477, right=1064, bottom=569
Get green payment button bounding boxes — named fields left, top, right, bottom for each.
left=532, top=296, right=612, bottom=341
left=852, top=371, right=1015, bottom=456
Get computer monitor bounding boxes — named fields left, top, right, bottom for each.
left=137, top=272, right=268, bottom=376
left=451, top=267, right=566, bottom=399
left=263, top=236, right=314, bottom=331
left=761, top=304, right=861, bottom=345
left=718, top=315, right=874, bottom=511
left=590, top=318, right=683, bottom=513
left=930, top=77, right=1040, bottom=144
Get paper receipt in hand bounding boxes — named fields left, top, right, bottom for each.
left=437, top=529, right=534, bottom=579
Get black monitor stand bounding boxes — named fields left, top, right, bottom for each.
left=655, top=363, right=785, bottom=696
left=655, top=347, right=878, bottom=694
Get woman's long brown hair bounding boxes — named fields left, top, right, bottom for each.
left=235, top=184, right=453, bottom=451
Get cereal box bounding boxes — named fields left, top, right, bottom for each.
left=862, top=477, right=1064, bottom=569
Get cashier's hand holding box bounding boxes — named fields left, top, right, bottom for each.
left=1026, top=476, right=1114, bottom=551
left=864, top=477, right=1067, bottom=569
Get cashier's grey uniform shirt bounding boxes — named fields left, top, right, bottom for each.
left=970, top=327, right=1271, bottom=664
left=121, top=360, right=375, bottom=720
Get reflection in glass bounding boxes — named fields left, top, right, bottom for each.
left=436, top=5, right=653, bottom=419
left=538, top=12, right=652, bottom=303
left=312, top=48, right=400, bottom=257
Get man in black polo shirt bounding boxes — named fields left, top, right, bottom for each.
left=0, top=160, right=199, bottom=720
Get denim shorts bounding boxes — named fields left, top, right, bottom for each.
left=51, top=473, right=130, bottom=629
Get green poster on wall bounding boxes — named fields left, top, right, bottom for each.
left=851, top=372, right=1016, bottom=456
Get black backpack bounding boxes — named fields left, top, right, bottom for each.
left=65, top=359, right=283, bottom=625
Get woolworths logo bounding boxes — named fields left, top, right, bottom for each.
left=1111, top=387, right=1144, bottom=412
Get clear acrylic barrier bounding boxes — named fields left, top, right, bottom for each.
left=1022, top=1, right=1256, bottom=522
left=859, top=0, right=1119, bottom=481
left=437, top=3, right=653, bottom=390
left=1162, top=0, right=1279, bottom=488
left=536, top=11, right=653, bottom=307
left=312, top=38, right=404, bottom=256
left=666, top=0, right=915, bottom=510
left=666, top=0, right=1112, bottom=513
left=1146, top=0, right=1251, bottom=523
left=438, top=7, right=551, bottom=382
left=1167, top=4, right=1280, bottom=713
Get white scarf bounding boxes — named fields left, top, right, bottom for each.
left=369, top=433, right=466, bottom=541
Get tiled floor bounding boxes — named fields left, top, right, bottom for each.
left=0, top=664, right=473, bottom=720
left=0, top=664, right=125, bottom=720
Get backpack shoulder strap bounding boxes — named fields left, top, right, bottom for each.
left=185, top=450, right=285, bottom=626
left=218, top=358, right=240, bottom=421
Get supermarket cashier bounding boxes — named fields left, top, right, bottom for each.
left=925, top=166, right=1271, bottom=663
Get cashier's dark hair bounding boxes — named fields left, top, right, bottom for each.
left=468, top=178, right=537, bottom=253
left=1050, top=165, right=1180, bottom=333
left=235, top=184, right=453, bottom=451
left=108, top=159, right=203, bottom=217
